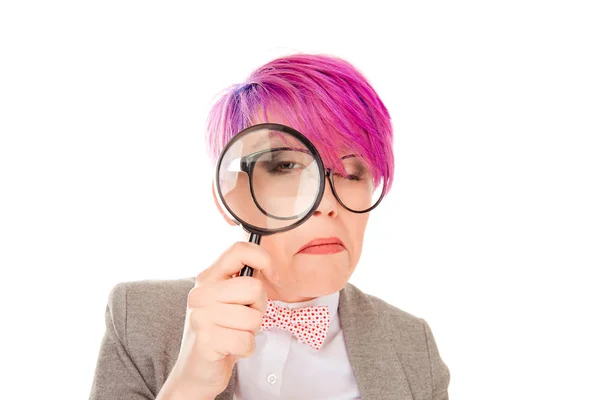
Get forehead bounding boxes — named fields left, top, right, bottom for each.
left=249, top=108, right=357, bottom=158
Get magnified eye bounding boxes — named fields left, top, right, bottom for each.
left=254, top=159, right=306, bottom=175
left=269, top=160, right=304, bottom=173
left=254, top=149, right=312, bottom=175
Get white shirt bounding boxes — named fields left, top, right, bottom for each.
left=233, top=291, right=360, bottom=400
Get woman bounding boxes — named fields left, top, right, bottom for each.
left=89, top=53, right=450, bottom=400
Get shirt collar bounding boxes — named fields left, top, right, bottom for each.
left=271, top=290, right=340, bottom=317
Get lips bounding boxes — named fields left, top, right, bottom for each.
left=297, top=237, right=346, bottom=253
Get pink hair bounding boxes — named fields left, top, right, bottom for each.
left=205, top=53, right=394, bottom=195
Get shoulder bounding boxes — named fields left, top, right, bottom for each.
left=107, top=276, right=194, bottom=332
left=106, top=277, right=195, bottom=358
left=343, top=282, right=425, bottom=332
left=342, top=283, right=451, bottom=397
left=109, top=276, right=195, bottom=307
left=341, top=282, right=444, bottom=354
left=108, top=277, right=194, bottom=314
left=99, top=277, right=196, bottom=395
left=366, top=290, right=441, bottom=353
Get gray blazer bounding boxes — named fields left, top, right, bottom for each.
left=89, top=278, right=450, bottom=400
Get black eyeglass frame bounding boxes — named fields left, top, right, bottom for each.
left=240, top=149, right=386, bottom=217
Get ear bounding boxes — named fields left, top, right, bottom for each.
left=212, top=181, right=237, bottom=226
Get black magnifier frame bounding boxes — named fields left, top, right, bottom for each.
left=214, top=123, right=326, bottom=277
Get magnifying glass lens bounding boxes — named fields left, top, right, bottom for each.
left=251, top=148, right=319, bottom=218
left=216, top=125, right=324, bottom=234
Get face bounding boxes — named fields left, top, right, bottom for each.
left=257, top=178, right=369, bottom=302
left=214, top=111, right=371, bottom=302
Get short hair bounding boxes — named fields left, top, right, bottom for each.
left=205, top=53, right=394, bottom=195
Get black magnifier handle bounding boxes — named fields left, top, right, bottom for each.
left=239, top=232, right=262, bottom=277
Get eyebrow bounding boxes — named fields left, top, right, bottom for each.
left=248, top=130, right=290, bottom=151
left=247, top=129, right=361, bottom=163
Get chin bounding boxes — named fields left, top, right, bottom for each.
left=288, top=252, right=354, bottom=296
left=297, top=270, right=350, bottom=297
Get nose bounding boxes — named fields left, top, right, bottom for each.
left=313, top=175, right=338, bottom=218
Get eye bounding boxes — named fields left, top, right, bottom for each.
left=332, top=171, right=362, bottom=181
left=268, top=161, right=303, bottom=173
left=279, top=162, right=298, bottom=169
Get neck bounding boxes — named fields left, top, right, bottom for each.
left=267, top=291, right=318, bottom=303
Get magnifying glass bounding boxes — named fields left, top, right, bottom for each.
left=213, top=123, right=326, bottom=277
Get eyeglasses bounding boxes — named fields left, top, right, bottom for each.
left=234, top=147, right=385, bottom=216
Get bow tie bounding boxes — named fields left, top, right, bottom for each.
left=260, top=298, right=331, bottom=350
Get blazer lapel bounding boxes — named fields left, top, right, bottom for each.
left=339, top=283, right=414, bottom=400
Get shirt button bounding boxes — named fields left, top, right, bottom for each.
left=267, top=373, right=277, bottom=385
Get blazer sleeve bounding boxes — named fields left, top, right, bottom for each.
left=89, top=282, right=156, bottom=399
left=420, top=318, right=451, bottom=400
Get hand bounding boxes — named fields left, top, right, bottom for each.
left=158, top=242, right=276, bottom=400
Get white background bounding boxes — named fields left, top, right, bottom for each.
left=1, top=1, right=599, bottom=399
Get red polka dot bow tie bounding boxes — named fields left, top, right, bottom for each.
left=260, top=298, right=331, bottom=350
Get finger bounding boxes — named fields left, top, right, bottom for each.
left=187, top=277, right=268, bottom=312
left=210, top=302, right=265, bottom=333
left=213, top=277, right=268, bottom=311
left=201, top=326, right=256, bottom=360
left=196, top=242, right=273, bottom=285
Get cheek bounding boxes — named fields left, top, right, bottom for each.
left=348, top=214, right=369, bottom=257
left=260, top=235, right=291, bottom=267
